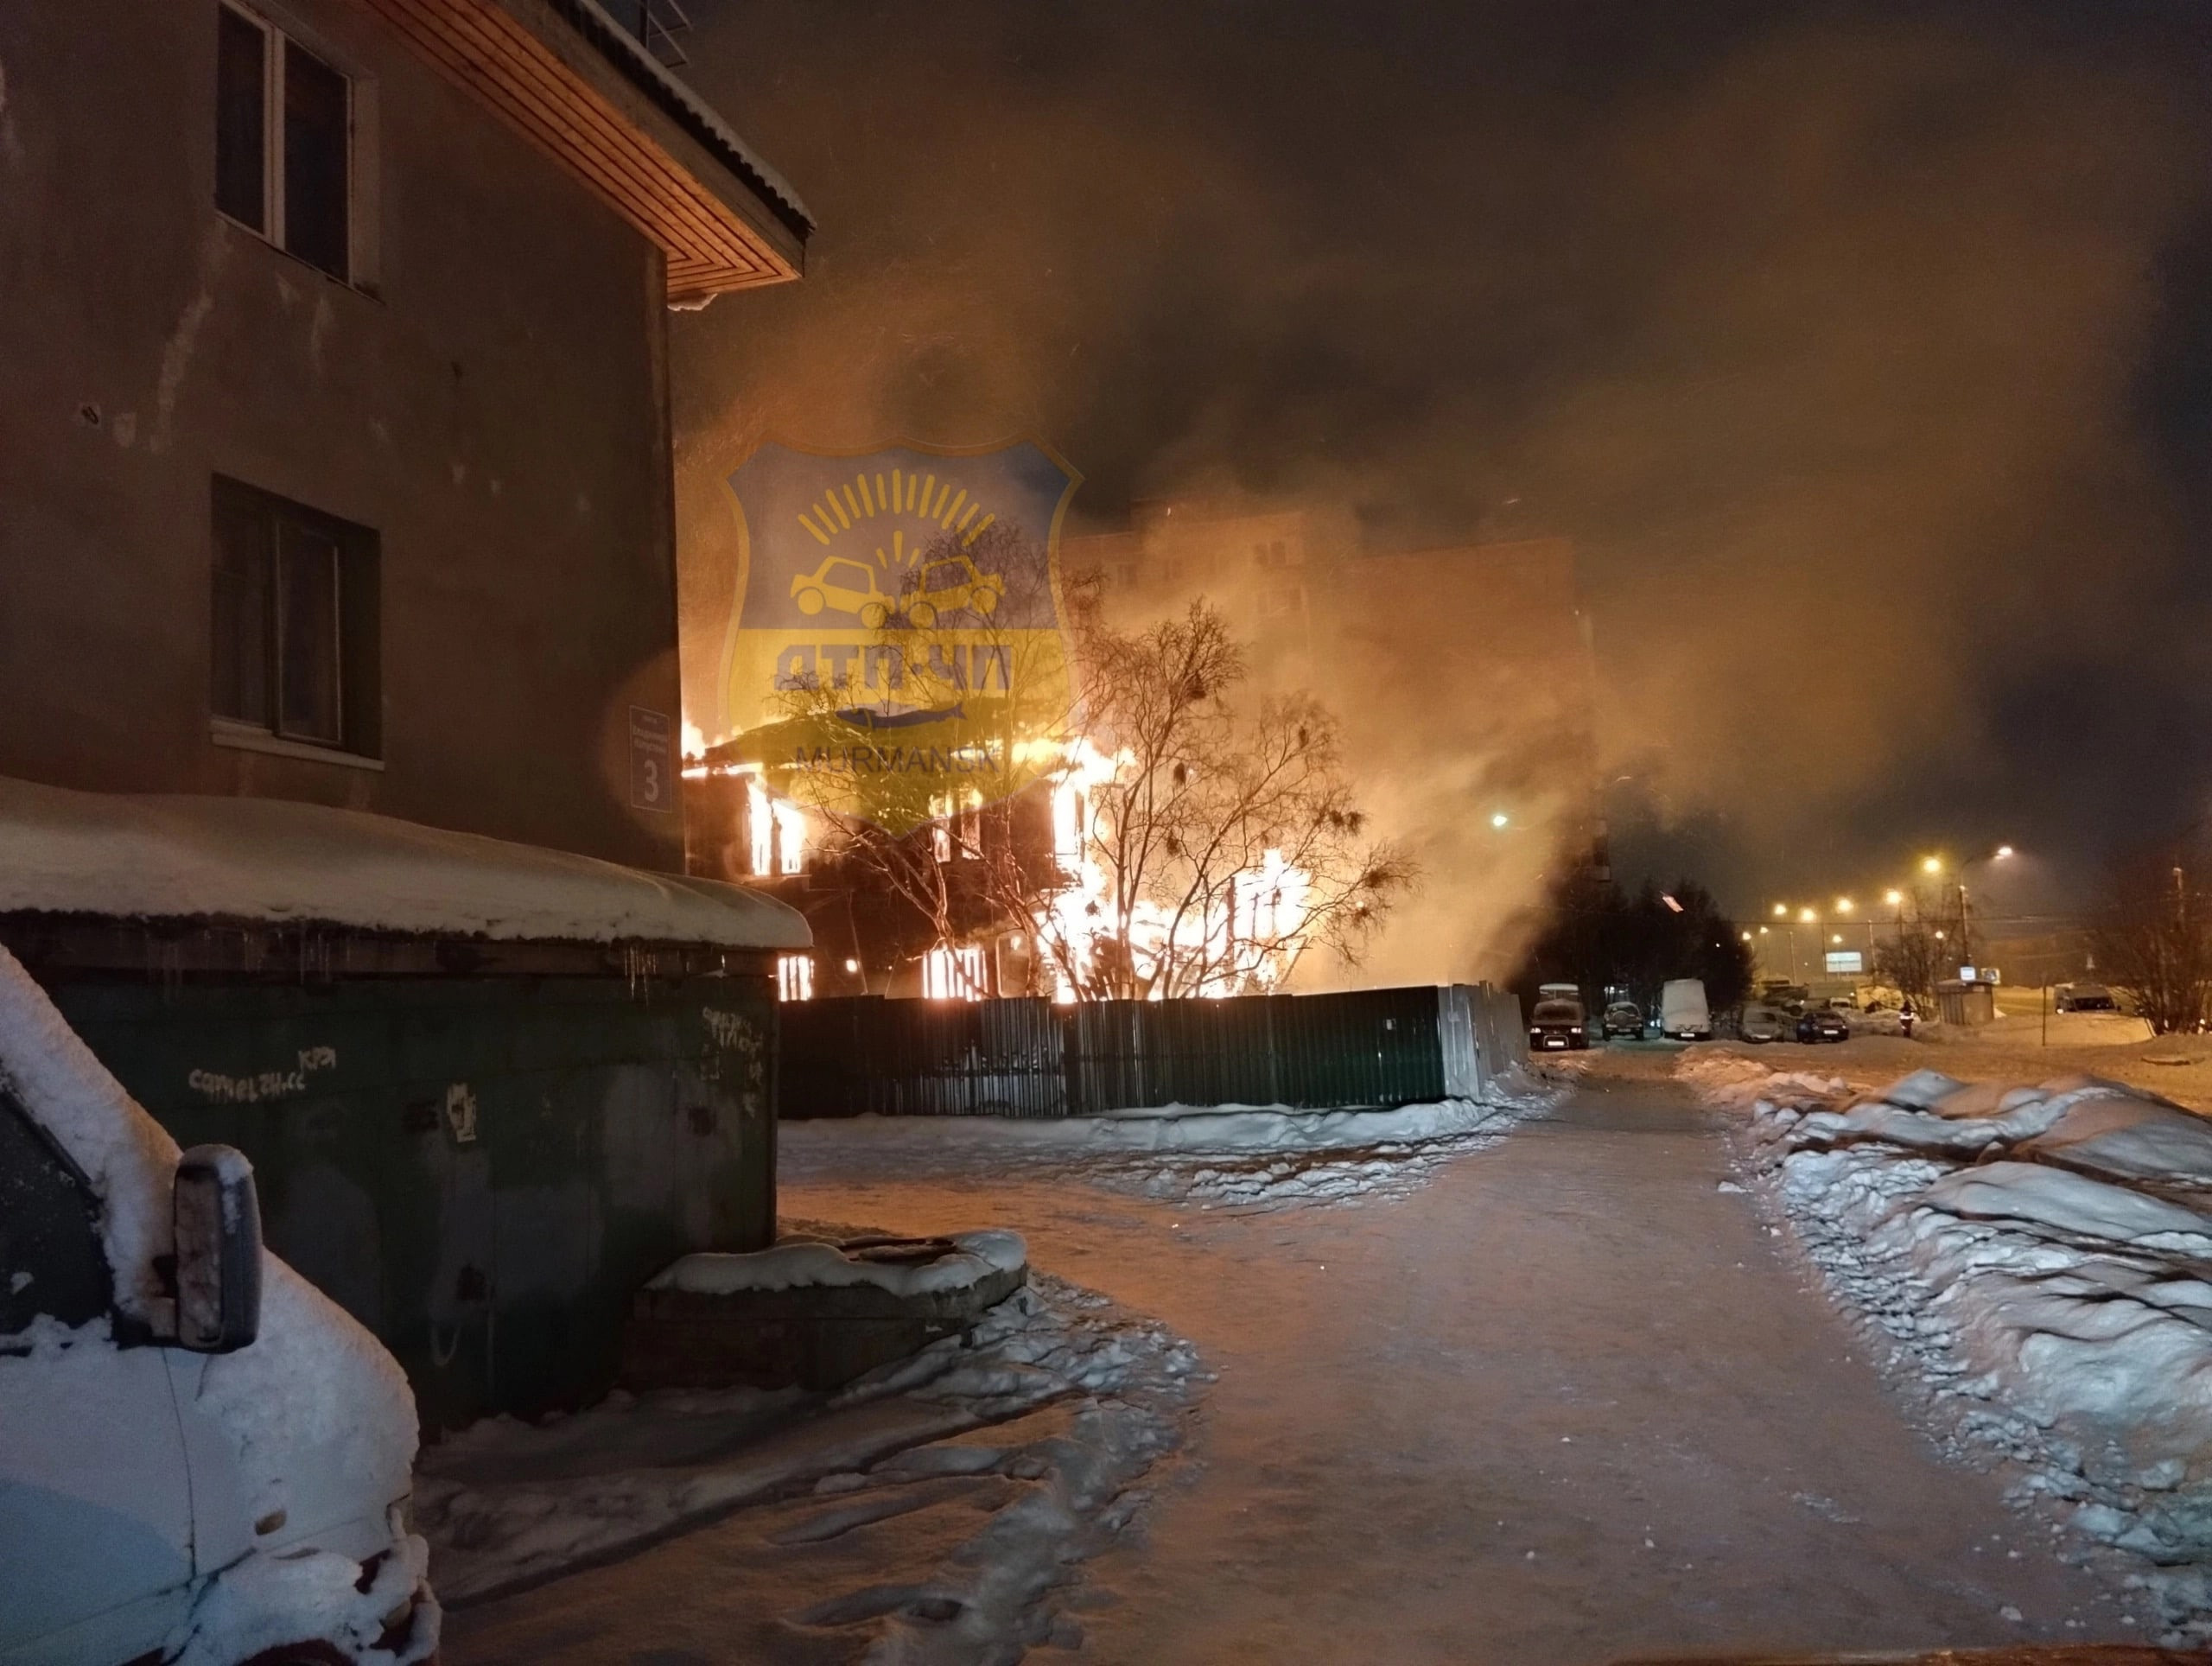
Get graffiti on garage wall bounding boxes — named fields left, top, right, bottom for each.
left=702, top=1005, right=769, bottom=1120
left=186, top=1044, right=339, bottom=1104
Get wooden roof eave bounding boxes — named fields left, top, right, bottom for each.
left=360, top=0, right=805, bottom=305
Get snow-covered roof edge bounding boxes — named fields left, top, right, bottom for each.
left=0, top=774, right=810, bottom=953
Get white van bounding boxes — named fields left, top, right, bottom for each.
left=1661, top=978, right=1713, bottom=1041
left=0, top=948, right=437, bottom=1666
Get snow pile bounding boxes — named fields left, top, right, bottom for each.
left=780, top=1075, right=1564, bottom=1212
left=419, top=1273, right=1203, bottom=1659
left=1687, top=1050, right=2212, bottom=1640
left=650, top=1230, right=1027, bottom=1297
left=0, top=772, right=807, bottom=948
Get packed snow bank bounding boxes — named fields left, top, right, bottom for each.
left=779, top=1075, right=1564, bottom=1211
left=421, top=1272, right=1204, bottom=1660
left=0, top=772, right=807, bottom=949
left=1684, top=1048, right=2212, bottom=1642
left=651, top=1230, right=1027, bottom=1297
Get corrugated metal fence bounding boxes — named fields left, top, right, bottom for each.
left=779, top=983, right=1528, bottom=1119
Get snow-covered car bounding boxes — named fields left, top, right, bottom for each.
left=1738, top=1003, right=1789, bottom=1044
left=0, top=948, right=437, bottom=1666
left=1529, top=998, right=1589, bottom=1051
left=1660, top=978, right=1713, bottom=1041
left=2055, top=982, right=2117, bottom=1013
left=1796, top=1008, right=1851, bottom=1043
left=1600, top=1000, right=1645, bottom=1040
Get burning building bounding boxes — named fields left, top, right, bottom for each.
left=1069, top=508, right=1605, bottom=987
left=683, top=486, right=1594, bottom=999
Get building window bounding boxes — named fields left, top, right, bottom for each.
left=215, top=2, right=353, bottom=282
left=922, top=944, right=987, bottom=1001
left=777, top=954, right=814, bottom=1002
left=211, top=476, right=379, bottom=756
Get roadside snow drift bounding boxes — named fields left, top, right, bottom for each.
left=1682, top=1050, right=2212, bottom=1641
left=779, top=1076, right=1563, bottom=1213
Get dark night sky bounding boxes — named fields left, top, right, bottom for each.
left=673, top=0, right=2212, bottom=923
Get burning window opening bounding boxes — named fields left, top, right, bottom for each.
left=922, top=942, right=988, bottom=1001
left=776, top=953, right=813, bottom=1002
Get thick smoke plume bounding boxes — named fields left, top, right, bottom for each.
left=673, top=0, right=2212, bottom=969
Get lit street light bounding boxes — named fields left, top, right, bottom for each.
left=1490, top=811, right=1510, bottom=829
left=1922, top=856, right=1943, bottom=876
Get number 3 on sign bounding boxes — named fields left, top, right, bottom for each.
left=629, top=706, right=673, bottom=812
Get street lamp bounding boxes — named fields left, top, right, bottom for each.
left=1772, top=903, right=1788, bottom=918
left=1922, top=856, right=1943, bottom=876
left=1491, top=811, right=1510, bottom=830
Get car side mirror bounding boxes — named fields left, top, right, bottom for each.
left=174, top=1144, right=263, bottom=1352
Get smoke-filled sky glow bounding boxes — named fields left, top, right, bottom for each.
left=672, top=0, right=2212, bottom=923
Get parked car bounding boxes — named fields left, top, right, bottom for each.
left=2056, top=982, right=2118, bottom=1013
left=1660, top=978, right=1713, bottom=1041
left=1738, top=1003, right=1789, bottom=1044
left=1796, top=1008, right=1851, bottom=1043
left=0, top=949, right=438, bottom=1666
left=1601, top=1000, right=1646, bottom=1040
left=1529, top=997, right=1591, bottom=1051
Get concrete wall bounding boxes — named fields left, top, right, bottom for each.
left=0, top=0, right=683, bottom=872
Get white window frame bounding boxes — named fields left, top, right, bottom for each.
left=216, top=0, right=379, bottom=292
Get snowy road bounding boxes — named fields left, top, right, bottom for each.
left=444, top=1066, right=2139, bottom=1663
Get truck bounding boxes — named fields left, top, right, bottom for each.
left=0, top=946, right=439, bottom=1666
left=1661, top=978, right=1713, bottom=1042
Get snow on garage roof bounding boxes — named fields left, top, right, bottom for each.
left=0, top=774, right=810, bottom=951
